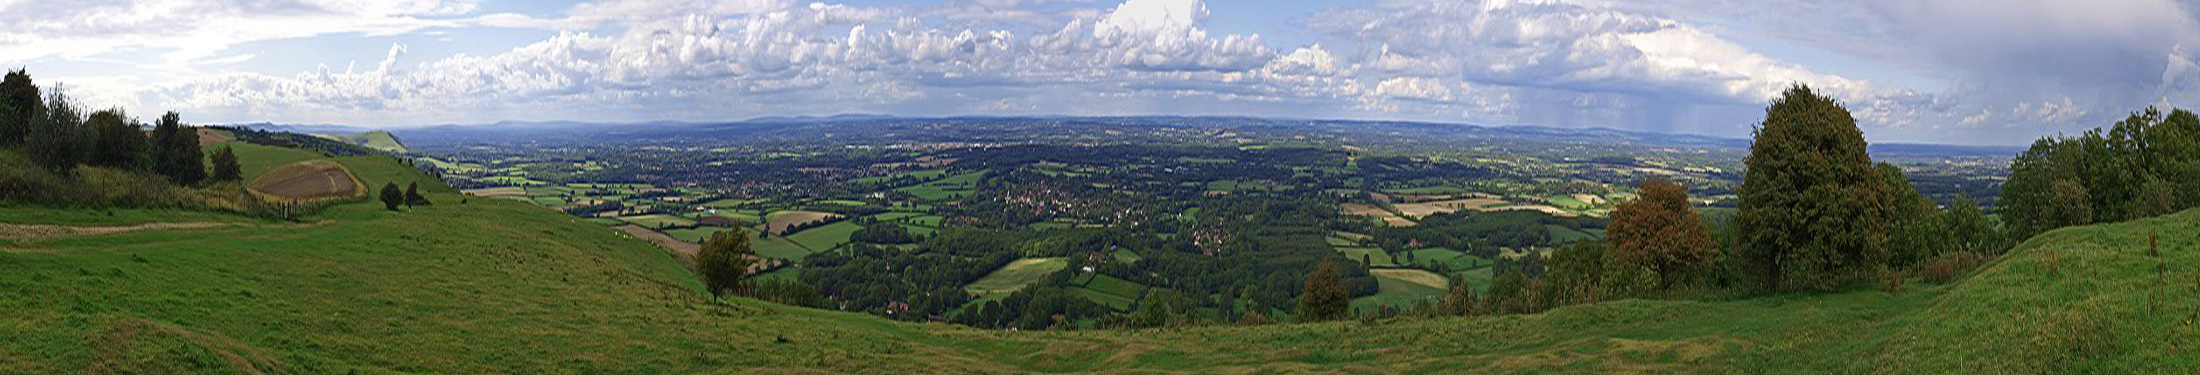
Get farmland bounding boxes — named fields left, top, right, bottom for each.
left=246, top=160, right=363, bottom=201
left=965, top=257, right=1070, bottom=295
left=375, top=116, right=2013, bottom=329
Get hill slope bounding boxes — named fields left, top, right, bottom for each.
left=2, top=151, right=2194, bottom=373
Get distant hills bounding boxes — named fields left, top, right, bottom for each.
left=229, top=116, right=2025, bottom=157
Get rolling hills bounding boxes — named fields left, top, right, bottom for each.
left=2, top=147, right=2194, bottom=373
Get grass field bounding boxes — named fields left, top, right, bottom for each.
left=6, top=145, right=2196, bottom=373
left=615, top=214, right=697, bottom=229
left=1406, top=247, right=1490, bottom=270
left=784, top=221, right=859, bottom=250
left=1072, top=273, right=1149, bottom=310
left=1350, top=269, right=1449, bottom=314
left=1336, top=246, right=1400, bottom=267
left=965, top=258, right=1069, bottom=295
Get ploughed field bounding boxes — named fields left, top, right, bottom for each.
left=246, top=160, right=363, bottom=200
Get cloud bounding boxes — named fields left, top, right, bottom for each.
left=0, top=0, right=476, bottom=65
left=30, top=0, right=2180, bottom=145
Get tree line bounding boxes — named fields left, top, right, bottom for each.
left=2, top=69, right=244, bottom=207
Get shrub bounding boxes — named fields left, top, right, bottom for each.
left=1914, top=252, right=1994, bottom=284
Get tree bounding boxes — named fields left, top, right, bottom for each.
left=25, top=92, right=86, bottom=173
left=1434, top=278, right=1480, bottom=316
left=148, top=112, right=204, bottom=185
left=1941, top=195, right=2001, bottom=254
left=1294, top=260, right=1351, bottom=322
left=209, top=146, right=242, bottom=182
left=698, top=229, right=757, bottom=298
left=405, top=182, right=430, bottom=206
left=86, top=109, right=146, bottom=170
left=1736, top=85, right=1896, bottom=291
left=1606, top=179, right=1715, bottom=288
left=0, top=69, right=37, bottom=146
left=379, top=182, right=404, bottom=211
left=1879, top=163, right=1944, bottom=266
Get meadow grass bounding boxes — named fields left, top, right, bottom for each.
left=965, top=258, right=1069, bottom=295
left=5, top=151, right=2197, bottom=373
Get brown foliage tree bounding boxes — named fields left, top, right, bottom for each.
left=1608, top=179, right=1715, bottom=288
left=1295, top=260, right=1351, bottom=322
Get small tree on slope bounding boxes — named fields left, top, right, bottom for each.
left=699, top=229, right=757, bottom=299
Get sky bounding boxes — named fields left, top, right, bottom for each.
left=5, top=0, right=2200, bottom=145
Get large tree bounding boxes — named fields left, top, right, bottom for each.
left=698, top=229, right=757, bottom=298
left=148, top=112, right=205, bottom=185
left=26, top=92, right=86, bottom=173
left=1879, top=163, right=1944, bottom=266
left=209, top=146, right=242, bottom=182
left=0, top=69, right=37, bottom=146
left=1294, top=260, right=1351, bottom=322
left=1736, top=85, right=1896, bottom=291
left=1606, top=179, right=1714, bottom=288
left=86, top=109, right=146, bottom=169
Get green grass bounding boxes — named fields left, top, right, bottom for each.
left=1407, top=247, right=1490, bottom=270
left=1076, top=274, right=1148, bottom=301
left=6, top=145, right=2196, bottom=373
left=615, top=214, right=697, bottom=229
left=784, top=221, right=859, bottom=250
left=751, top=233, right=814, bottom=260
left=964, top=258, right=1069, bottom=295
left=1350, top=270, right=1448, bottom=314
left=1547, top=224, right=1600, bottom=243
left=1336, top=247, right=1399, bottom=268
left=215, top=141, right=325, bottom=181
left=1110, top=248, right=1142, bottom=263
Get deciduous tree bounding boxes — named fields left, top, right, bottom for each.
left=0, top=69, right=37, bottom=146
left=1607, top=179, right=1714, bottom=288
left=699, top=229, right=757, bottom=298
left=26, top=92, right=86, bottom=173
left=1736, top=85, right=1895, bottom=291
left=86, top=109, right=146, bottom=170
left=209, top=146, right=242, bottom=182
left=1295, top=260, right=1350, bottom=322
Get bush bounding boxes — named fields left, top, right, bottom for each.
left=1914, top=252, right=1995, bottom=284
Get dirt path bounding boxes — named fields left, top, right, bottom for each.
left=0, top=222, right=231, bottom=239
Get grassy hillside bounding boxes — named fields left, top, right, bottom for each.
left=3, top=149, right=2195, bottom=373
left=329, top=131, right=409, bottom=153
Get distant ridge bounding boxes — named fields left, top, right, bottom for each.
left=240, top=115, right=2025, bottom=154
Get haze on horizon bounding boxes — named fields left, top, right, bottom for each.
left=4, top=0, right=2197, bottom=146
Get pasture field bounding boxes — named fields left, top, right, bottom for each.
left=784, top=221, right=860, bottom=250
left=1350, top=269, right=1450, bottom=314
left=1546, top=224, right=1601, bottom=243
left=6, top=144, right=2195, bottom=373
left=1110, top=248, right=1141, bottom=263
left=751, top=234, right=815, bottom=260
left=1406, top=247, right=1490, bottom=270
left=1076, top=273, right=1150, bottom=303
left=215, top=142, right=323, bottom=179
left=461, top=187, right=526, bottom=197
left=615, top=214, right=697, bottom=229
left=1335, top=246, right=1400, bottom=268
left=965, top=258, right=1070, bottom=295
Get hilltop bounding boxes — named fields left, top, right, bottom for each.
left=1, top=141, right=2191, bottom=373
